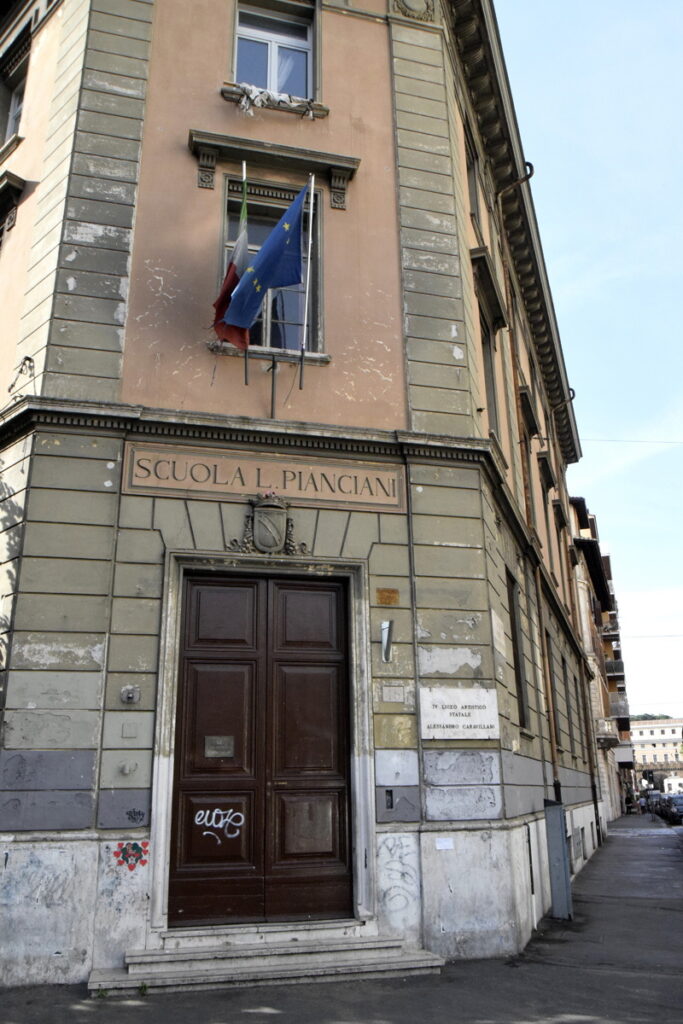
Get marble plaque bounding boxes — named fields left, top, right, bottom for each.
left=419, top=686, right=499, bottom=739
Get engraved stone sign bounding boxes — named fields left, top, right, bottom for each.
left=419, top=686, right=499, bottom=739
left=123, top=443, right=405, bottom=512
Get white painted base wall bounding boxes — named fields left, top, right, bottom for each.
left=0, top=838, right=149, bottom=986
left=2, top=809, right=598, bottom=985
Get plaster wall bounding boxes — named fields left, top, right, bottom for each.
left=420, top=823, right=530, bottom=959
left=0, top=839, right=98, bottom=985
left=120, top=0, right=405, bottom=428
left=0, top=2, right=73, bottom=395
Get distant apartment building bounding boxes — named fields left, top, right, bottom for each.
left=631, top=718, right=683, bottom=777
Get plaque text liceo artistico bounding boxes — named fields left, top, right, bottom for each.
left=419, top=686, right=500, bottom=740
left=122, top=443, right=405, bottom=511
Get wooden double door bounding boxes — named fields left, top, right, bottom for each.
left=168, top=574, right=353, bottom=926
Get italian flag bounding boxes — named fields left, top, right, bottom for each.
left=213, top=174, right=250, bottom=349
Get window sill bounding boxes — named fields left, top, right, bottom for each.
left=221, top=82, right=329, bottom=119
left=208, top=341, right=331, bottom=365
left=0, top=133, right=23, bottom=166
left=519, top=728, right=535, bottom=741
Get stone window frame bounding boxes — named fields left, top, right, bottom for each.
left=505, top=567, right=531, bottom=733
left=235, top=5, right=313, bottom=98
left=0, top=23, right=30, bottom=151
left=222, top=174, right=323, bottom=355
left=224, top=0, right=327, bottom=118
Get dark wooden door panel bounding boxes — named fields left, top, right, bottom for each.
left=189, top=581, right=259, bottom=647
left=273, top=584, right=342, bottom=652
left=273, top=665, right=343, bottom=775
left=273, top=790, right=347, bottom=861
left=180, top=792, right=256, bottom=865
left=188, top=663, right=258, bottom=777
left=169, top=574, right=352, bottom=926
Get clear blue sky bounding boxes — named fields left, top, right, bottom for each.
left=494, top=0, right=683, bottom=717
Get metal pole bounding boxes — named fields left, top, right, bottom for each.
left=270, top=351, right=277, bottom=418
left=299, top=174, right=315, bottom=389
left=241, top=160, right=250, bottom=387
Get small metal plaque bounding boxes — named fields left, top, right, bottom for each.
left=205, top=735, right=235, bottom=758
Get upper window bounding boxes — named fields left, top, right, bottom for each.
left=3, top=77, right=24, bottom=141
left=506, top=569, right=530, bottom=731
left=236, top=9, right=312, bottom=98
left=224, top=181, right=320, bottom=352
left=0, top=24, right=30, bottom=146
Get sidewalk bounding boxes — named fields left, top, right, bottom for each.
left=3, top=815, right=682, bottom=1024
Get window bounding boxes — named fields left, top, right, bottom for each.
left=479, top=311, right=499, bottom=437
left=236, top=9, right=312, bottom=98
left=561, top=656, right=575, bottom=755
left=0, top=24, right=30, bottom=144
left=464, top=124, right=480, bottom=226
left=545, top=631, right=561, bottom=748
left=506, top=569, right=529, bottom=730
left=224, top=181, right=319, bottom=351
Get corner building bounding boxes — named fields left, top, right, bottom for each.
left=1, top=0, right=600, bottom=989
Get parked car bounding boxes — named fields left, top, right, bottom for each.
left=666, top=795, right=683, bottom=825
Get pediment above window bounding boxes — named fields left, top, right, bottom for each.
left=188, top=130, right=360, bottom=209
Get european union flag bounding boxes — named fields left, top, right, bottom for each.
left=223, top=185, right=307, bottom=330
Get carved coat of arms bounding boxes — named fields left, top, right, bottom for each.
left=252, top=494, right=288, bottom=553
left=230, top=493, right=307, bottom=555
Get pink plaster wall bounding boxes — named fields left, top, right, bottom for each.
left=121, top=0, right=406, bottom=429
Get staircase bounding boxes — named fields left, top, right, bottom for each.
left=88, top=921, right=444, bottom=995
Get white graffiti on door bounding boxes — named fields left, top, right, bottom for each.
left=194, top=807, right=245, bottom=844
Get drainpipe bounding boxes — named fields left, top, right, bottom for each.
left=579, top=661, right=603, bottom=845
left=400, top=439, right=426, bottom=952
left=534, top=567, right=562, bottom=804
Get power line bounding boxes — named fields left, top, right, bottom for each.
left=622, top=634, right=683, bottom=640
left=580, top=438, right=683, bottom=445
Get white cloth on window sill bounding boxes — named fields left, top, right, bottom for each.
left=236, top=82, right=316, bottom=119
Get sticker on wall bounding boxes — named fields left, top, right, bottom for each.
left=113, top=841, right=149, bottom=871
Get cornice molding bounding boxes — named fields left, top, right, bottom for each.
left=449, top=0, right=581, bottom=466
left=0, top=395, right=586, bottom=661
left=1, top=397, right=502, bottom=467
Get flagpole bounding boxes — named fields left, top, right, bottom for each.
left=270, top=351, right=277, bottom=418
left=242, top=161, right=250, bottom=387
left=299, top=174, right=315, bottom=390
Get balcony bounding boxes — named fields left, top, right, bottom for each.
left=606, top=659, right=625, bottom=677
left=596, top=718, right=620, bottom=749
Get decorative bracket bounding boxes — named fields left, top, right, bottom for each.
left=197, top=146, right=217, bottom=189
left=0, top=169, right=26, bottom=237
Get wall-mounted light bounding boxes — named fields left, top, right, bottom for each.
left=381, top=620, right=393, bottom=663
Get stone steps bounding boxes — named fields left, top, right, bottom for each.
left=88, top=937, right=444, bottom=995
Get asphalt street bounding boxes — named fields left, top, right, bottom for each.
left=2, top=813, right=682, bottom=1024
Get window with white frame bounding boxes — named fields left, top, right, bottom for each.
left=236, top=8, right=312, bottom=98
left=224, top=180, right=320, bottom=352
left=0, top=21, right=31, bottom=146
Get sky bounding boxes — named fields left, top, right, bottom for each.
left=493, top=1, right=683, bottom=718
